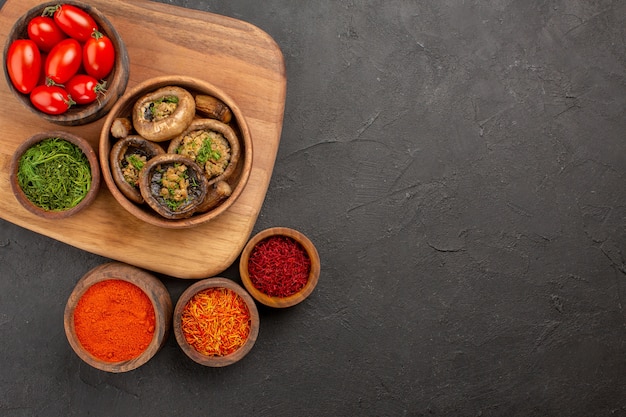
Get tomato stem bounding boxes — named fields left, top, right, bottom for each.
left=91, top=30, right=104, bottom=40
left=95, top=80, right=108, bottom=94
left=45, top=77, right=60, bottom=87
left=41, top=5, right=60, bottom=17
left=65, top=95, right=77, bottom=108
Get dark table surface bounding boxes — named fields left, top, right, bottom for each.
left=1, top=0, right=625, bottom=416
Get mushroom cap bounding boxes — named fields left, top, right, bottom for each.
left=110, top=135, right=165, bottom=204
left=138, top=154, right=209, bottom=219
left=167, top=118, right=241, bottom=186
left=132, top=86, right=196, bottom=142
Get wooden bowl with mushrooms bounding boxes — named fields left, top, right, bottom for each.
left=99, top=75, right=253, bottom=229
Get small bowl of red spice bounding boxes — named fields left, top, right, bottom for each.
left=173, top=278, right=259, bottom=367
left=239, top=227, right=321, bottom=308
left=64, top=262, right=172, bottom=373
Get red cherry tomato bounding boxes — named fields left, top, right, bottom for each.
left=30, top=85, right=75, bottom=115
left=6, top=40, right=41, bottom=94
left=27, top=16, right=67, bottom=52
left=45, top=4, right=98, bottom=42
left=66, top=74, right=105, bottom=105
left=45, top=38, right=82, bottom=84
left=37, top=53, right=48, bottom=86
left=83, top=32, right=115, bottom=79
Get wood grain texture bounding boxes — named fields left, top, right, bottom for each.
left=0, top=0, right=286, bottom=278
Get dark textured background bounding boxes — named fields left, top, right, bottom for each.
left=1, top=0, right=625, bottom=416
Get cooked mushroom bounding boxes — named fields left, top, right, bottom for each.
left=167, top=119, right=240, bottom=186
left=110, top=117, right=133, bottom=139
left=110, top=135, right=165, bottom=204
left=138, top=154, right=209, bottom=219
left=195, top=95, right=232, bottom=123
left=132, top=86, right=195, bottom=142
left=195, top=180, right=232, bottom=213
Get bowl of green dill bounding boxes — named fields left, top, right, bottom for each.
left=10, top=131, right=101, bottom=219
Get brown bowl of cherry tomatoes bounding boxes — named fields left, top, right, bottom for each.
left=3, top=1, right=129, bottom=126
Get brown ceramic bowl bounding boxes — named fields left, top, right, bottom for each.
left=239, top=227, right=321, bottom=308
left=9, top=131, right=101, bottom=219
left=3, top=1, right=130, bottom=125
left=173, top=278, right=259, bottom=367
left=99, top=75, right=253, bottom=229
left=64, top=262, right=172, bottom=373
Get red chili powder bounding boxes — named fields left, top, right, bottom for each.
left=73, top=279, right=156, bottom=362
left=247, top=235, right=311, bottom=297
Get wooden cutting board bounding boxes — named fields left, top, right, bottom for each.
left=0, top=0, right=286, bottom=278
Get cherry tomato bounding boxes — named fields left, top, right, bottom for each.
left=37, top=53, right=48, bottom=86
left=30, top=85, right=75, bottom=115
left=27, top=16, right=67, bottom=52
left=83, top=32, right=115, bottom=79
left=66, top=74, right=105, bottom=105
left=45, top=38, right=82, bottom=84
left=6, top=40, right=41, bottom=94
left=46, top=4, right=98, bottom=42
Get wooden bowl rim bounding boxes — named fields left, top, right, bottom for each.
left=239, top=227, right=321, bottom=308
left=173, top=277, right=260, bottom=367
left=99, top=75, right=253, bottom=229
left=2, top=0, right=130, bottom=126
left=9, top=131, right=101, bottom=220
left=63, top=262, right=173, bottom=373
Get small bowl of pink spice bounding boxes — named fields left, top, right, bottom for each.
left=239, top=227, right=320, bottom=308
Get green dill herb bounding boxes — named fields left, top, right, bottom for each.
left=159, top=164, right=189, bottom=211
left=146, top=96, right=180, bottom=120
left=166, top=198, right=183, bottom=211
left=196, top=138, right=221, bottom=165
left=127, top=154, right=145, bottom=171
left=151, top=95, right=179, bottom=107
left=162, top=96, right=179, bottom=104
left=151, top=95, right=179, bottom=111
left=16, top=138, right=91, bottom=211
